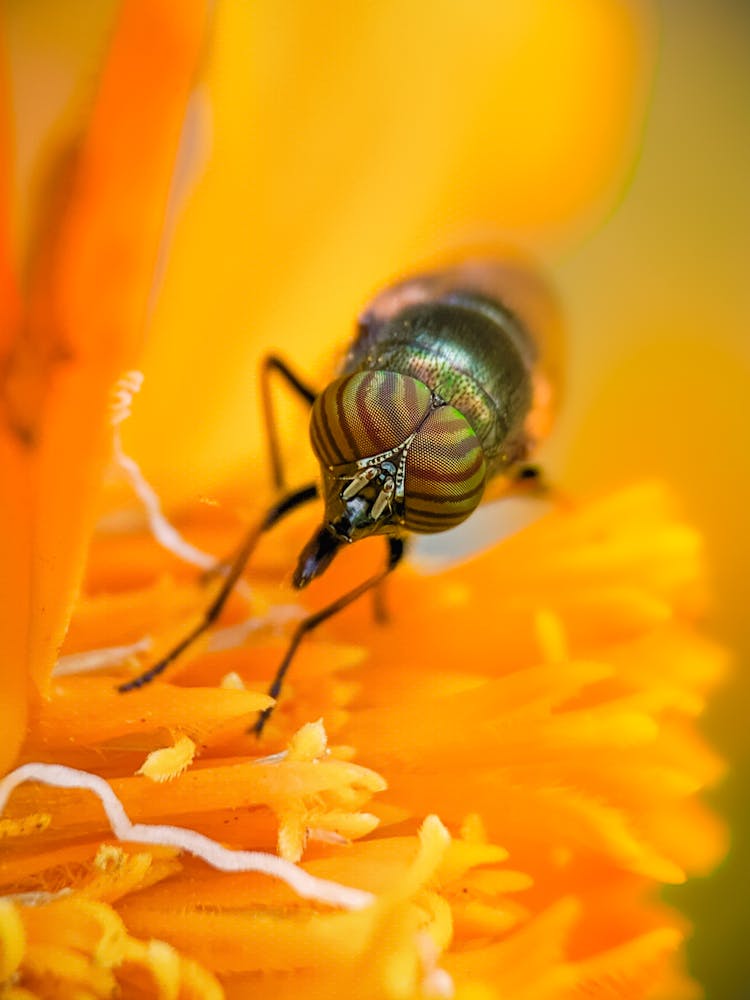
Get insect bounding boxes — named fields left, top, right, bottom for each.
left=118, top=259, right=561, bottom=734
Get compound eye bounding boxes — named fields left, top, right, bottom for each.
left=404, top=406, right=487, bottom=533
left=310, top=371, right=432, bottom=466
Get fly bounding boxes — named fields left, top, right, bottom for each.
left=118, top=258, right=562, bottom=734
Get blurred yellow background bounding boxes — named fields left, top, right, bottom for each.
left=555, top=5, right=750, bottom=997
left=3, top=1, right=748, bottom=995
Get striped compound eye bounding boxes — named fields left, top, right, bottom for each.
left=311, top=370, right=487, bottom=536
left=310, top=371, right=433, bottom=466
left=403, top=406, right=486, bottom=533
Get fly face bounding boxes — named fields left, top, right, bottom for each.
left=295, top=366, right=490, bottom=587
left=309, top=370, right=431, bottom=543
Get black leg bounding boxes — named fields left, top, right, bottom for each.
left=371, top=578, right=390, bottom=624
left=118, top=483, right=319, bottom=692
left=260, top=355, right=318, bottom=492
left=514, top=463, right=542, bottom=483
left=506, top=463, right=550, bottom=498
left=253, top=536, right=406, bottom=736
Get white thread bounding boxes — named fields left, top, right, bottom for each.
left=0, top=890, right=71, bottom=906
left=207, top=605, right=305, bottom=652
left=110, top=370, right=145, bottom=425
left=51, top=605, right=303, bottom=679
left=0, top=763, right=374, bottom=911
left=109, top=372, right=217, bottom=571
left=252, top=751, right=289, bottom=765
left=53, top=637, right=153, bottom=677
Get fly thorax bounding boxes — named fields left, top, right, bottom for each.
left=360, top=301, right=536, bottom=471
left=310, top=370, right=487, bottom=539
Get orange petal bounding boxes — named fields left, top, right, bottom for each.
left=0, top=22, right=29, bottom=774
left=10, top=1, right=210, bottom=708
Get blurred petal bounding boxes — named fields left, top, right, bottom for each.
left=0, top=0, right=210, bottom=734
left=0, top=25, right=29, bottom=773
left=125, top=0, right=655, bottom=502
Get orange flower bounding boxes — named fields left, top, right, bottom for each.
left=0, top=3, right=728, bottom=999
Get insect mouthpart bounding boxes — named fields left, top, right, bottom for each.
left=292, top=522, right=346, bottom=589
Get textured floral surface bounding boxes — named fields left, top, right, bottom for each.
left=0, top=2, right=731, bottom=997
left=0, top=480, right=726, bottom=997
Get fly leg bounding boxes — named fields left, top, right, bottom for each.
left=199, top=355, right=317, bottom=586
left=253, top=536, right=405, bottom=736
left=372, top=577, right=390, bottom=624
left=118, top=483, right=319, bottom=692
left=513, top=464, right=546, bottom=492
left=260, top=355, right=317, bottom=492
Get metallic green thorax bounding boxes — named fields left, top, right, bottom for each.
left=343, top=294, right=535, bottom=478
